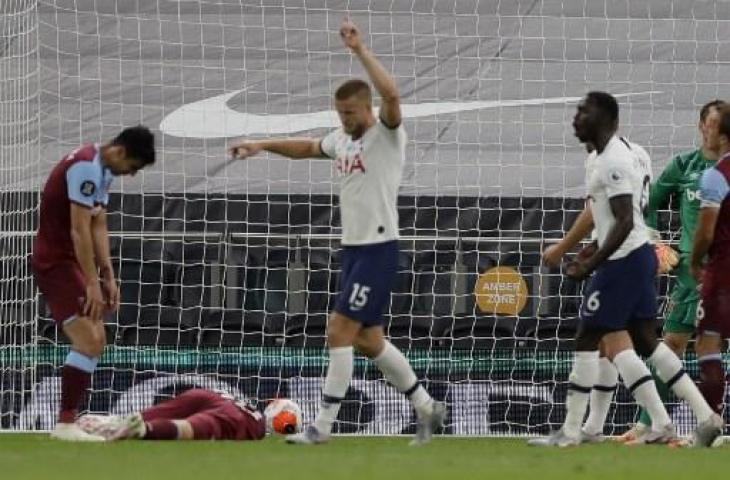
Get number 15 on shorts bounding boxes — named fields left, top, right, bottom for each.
left=349, top=283, right=370, bottom=311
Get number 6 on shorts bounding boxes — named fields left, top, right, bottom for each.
left=586, top=290, right=601, bottom=312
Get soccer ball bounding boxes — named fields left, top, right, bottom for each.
left=264, top=398, right=302, bottom=435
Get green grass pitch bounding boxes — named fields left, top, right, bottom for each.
left=0, top=434, right=726, bottom=480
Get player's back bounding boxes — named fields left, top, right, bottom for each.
left=588, top=136, right=651, bottom=260
left=33, top=144, right=102, bottom=269
left=207, top=389, right=266, bottom=440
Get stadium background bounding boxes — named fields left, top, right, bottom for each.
left=1, top=0, right=728, bottom=435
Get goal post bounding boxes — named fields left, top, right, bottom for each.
left=1, top=1, right=727, bottom=437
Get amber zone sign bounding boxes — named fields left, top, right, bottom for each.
left=474, top=266, right=528, bottom=315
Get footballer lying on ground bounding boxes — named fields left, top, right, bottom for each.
left=78, top=388, right=302, bottom=441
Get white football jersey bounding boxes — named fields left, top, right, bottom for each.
left=586, top=136, right=652, bottom=260
left=320, top=121, right=406, bottom=246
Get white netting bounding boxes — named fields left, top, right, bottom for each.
left=0, top=0, right=40, bottom=429
left=1, top=0, right=728, bottom=435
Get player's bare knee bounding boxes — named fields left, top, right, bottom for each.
left=575, top=328, right=602, bottom=352
left=353, top=337, right=381, bottom=359
left=327, top=312, right=360, bottom=347
left=89, top=336, right=105, bottom=358
left=626, top=320, right=658, bottom=357
left=630, top=331, right=657, bottom=357
left=600, top=330, right=635, bottom=360
left=695, top=333, right=723, bottom=356
left=663, top=333, right=689, bottom=356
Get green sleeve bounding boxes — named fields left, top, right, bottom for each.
left=646, top=157, right=682, bottom=229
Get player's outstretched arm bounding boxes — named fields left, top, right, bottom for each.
left=70, top=204, right=105, bottom=320
left=91, top=209, right=120, bottom=312
left=228, top=138, right=325, bottom=160
left=543, top=204, right=594, bottom=267
left=340, top=17, right=401, bottom=128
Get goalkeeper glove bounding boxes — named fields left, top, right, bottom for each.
left=654, top=241, right=679, bottom=274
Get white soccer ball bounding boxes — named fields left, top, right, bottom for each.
left=264, top=398, right=302, bottom=435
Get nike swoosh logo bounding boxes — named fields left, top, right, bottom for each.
left=159, top=90, right=661, bottom=139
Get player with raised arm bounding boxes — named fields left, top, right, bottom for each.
left=690, top=103, right=730, bottom=425
left=228, top=18, right=445, bottom=446
left=529, top=92, right=722, bottom=447
left=618, top=100, right=725, bottom=443
left=77, top=389, right=302, bottom=441
left=32, top=126, right=155, bottom=441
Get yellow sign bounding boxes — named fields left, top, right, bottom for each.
left=474, top=266, right=528, bottom=315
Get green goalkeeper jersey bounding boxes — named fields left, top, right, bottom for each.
left=646, top=148, right=715, bottom=254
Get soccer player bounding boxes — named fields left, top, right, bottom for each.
left=690, top=103, right=730, bottom=420
left=78, top=389, right=301, bottom=441
left=541, top=136, right=651, bottom=443
left=619, top=100, right=725, bottom=442
left=32, top=126, right=155, bottom=441
left=529, top=92, right=722, bottom=447
left=228, top=18, right=445, bottom=446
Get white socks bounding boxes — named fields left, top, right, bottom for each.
left=649, top=342, right=715, bottom=423
left=374, top=341, right=433, bottom=417
left=613, top=349, right=671, bottom=430
left=582, top=357, right=618, bottom=436
left=314, top=342, right=435, bottom=434
left=314, top=346, right=354, bottom=434
left=563, top=351, right=599, bottom=438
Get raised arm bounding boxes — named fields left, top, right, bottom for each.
left=229, top=138, right=325, bottom=160
left=340, top=18, right=401, bottom=128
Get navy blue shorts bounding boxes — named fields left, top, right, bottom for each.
left=334, top=240, right=398, bottom=326
left=579, top=243, right=657, bottom=331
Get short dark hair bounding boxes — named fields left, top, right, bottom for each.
left=112, top=125, right=155, bottom=166
left=335, top=79, right=372, bottom=103
left=700, top=99, right=725, bottom=123
left=585, top=91, right=619, bottom=124
left=718, top=104, right=730, bottom=139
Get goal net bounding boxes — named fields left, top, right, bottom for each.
left=2, top=0, right=727, bottom=436
left=0, top=0, right=40, bottom=430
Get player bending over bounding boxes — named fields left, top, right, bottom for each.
left=228, top=18, right=445, bottom=446
left=529, top=92, right=722, bottom=447
left=690, top=103, right=730, bottom=423
left=32, top=126, right=155, bottom=441
left=78, top=389, right=302, bottom=441
left=618, top=100, right=725, bottom=442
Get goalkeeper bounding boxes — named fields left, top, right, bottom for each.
left=618, top=99, right=725, bottom=443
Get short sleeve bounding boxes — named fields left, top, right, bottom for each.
left=320, top=129, right=340, bottom=159
left=599, top=162, right=634, bottom=199
left=377, top=121, right=407, bottom=144
left=699, top=168, right=730, bottom=208
left=66, top=162, right=101, bottom=208
left=96, top=170, right=113, bottom=207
